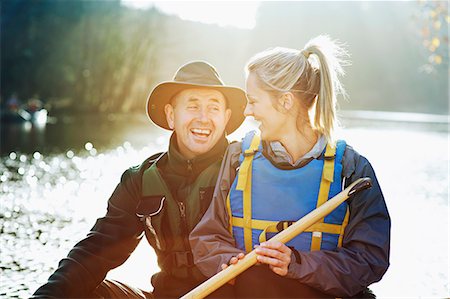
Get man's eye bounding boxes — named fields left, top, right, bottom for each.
left=188, top=105, right=198, bottom=109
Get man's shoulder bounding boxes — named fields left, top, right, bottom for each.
left=122, top=152, right=166, bottom=182
left=145, top=151, right=166, bottom=166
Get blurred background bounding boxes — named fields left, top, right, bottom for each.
left=0, top=1, right=448, bottom=298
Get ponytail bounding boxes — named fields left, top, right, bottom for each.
left=246, top=35, right=348, bottom=144
left=302, top=35, right=348, bottom=144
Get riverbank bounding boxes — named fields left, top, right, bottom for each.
left=2, top=110, right=448, bottom=156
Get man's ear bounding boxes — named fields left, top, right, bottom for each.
left=164, top=104, right=175, bottom=130
left=225, top=108, right=232, bottom=125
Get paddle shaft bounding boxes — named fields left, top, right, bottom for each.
left=180, top=177, right=372, bottom=299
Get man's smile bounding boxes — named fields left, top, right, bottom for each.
left=190, top=128, right=212, bottom=138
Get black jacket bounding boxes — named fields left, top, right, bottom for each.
left=32, top=133, right=228, bottom=298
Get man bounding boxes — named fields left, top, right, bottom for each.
left=32, top=61, right=246, bottom=298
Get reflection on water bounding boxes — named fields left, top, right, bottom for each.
left=0, top=116, right=448, bottom=298
left=338, top=127, right=449, bottom=298
left=0, top=113, right=169, bottom=156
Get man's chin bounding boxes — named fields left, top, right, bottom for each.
left=188, top=142, right=214, bottom=157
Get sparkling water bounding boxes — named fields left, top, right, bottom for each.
left=0, top=120, right=448, bottom=298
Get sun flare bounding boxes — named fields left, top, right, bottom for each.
left=121, top=1, right=260, bottom=29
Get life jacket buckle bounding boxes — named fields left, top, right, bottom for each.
left=243, top=149, right=258, bottom=157
left=136, top=196, right=166, bottom=251
left=323, top=155, right=336, bottom=161
left=276, top=220, right=295, bottom=232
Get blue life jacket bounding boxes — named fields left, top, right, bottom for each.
left=226, top=131, right=349, bottom=253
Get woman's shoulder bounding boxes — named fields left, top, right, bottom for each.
left=225, top=140, right=242, bottom=168
left=226, top=130, right=262, bottom=163
left=341, top=143, right=372, bottom=178
left=228, top=140, right=242, bottom=152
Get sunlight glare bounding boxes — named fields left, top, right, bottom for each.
left=121, top=1, right=260, bottom=29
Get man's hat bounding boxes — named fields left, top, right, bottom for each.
left=147, top=61, right=246, bottom=134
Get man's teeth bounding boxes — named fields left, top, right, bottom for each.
left=191, top=129, right=211, bottom=135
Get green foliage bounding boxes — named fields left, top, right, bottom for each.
left=1, top=0, right=165, bottom=112
left=1, top=1, right=448, bottom=114
left=250, top=1, right=449, bottom=114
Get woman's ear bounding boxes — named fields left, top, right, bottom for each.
left=278, top=92, right=295, bottom=111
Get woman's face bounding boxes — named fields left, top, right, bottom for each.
left=244, top=72, right=287, bottom=141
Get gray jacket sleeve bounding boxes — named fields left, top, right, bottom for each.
left=189, top=142, right=244, bottom=277
left=190, top=144, right=390, bottom=297
left=286, top=146, right=391, bottom=297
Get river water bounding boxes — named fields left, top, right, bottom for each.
left=0, top=114, right=448, bottom=298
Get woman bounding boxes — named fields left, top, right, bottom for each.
left=190, top=36, right=390, bottom=298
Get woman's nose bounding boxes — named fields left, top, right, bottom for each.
left=243, top=103, right=253, bottom=117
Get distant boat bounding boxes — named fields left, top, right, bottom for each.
left=1, top=107, right=48, bottom=125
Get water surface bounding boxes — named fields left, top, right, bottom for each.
left=0, top=115, right=448, bottom=298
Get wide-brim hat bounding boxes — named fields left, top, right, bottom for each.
left=147, top=61, right=246, bottom=134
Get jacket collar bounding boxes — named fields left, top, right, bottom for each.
left=166, top=132, right=228, bottom=177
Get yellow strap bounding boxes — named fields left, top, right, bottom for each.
left=322, top=143, right=336, bottom=183
left=316, top=143, right=337, bottom=210
left=231, top=217, right=343, bottom=243
left=306, top=222, right=342, bottom=234
left=226, top=192, right=233, bottom=234
left=311, top=143, right=336, bottom=251
left=232, top=217, right=279, bottom=230
left=234, top=134, right=261, bottom=252
left=236, top=134, right=261, bottom=191
left=259, top=226, right=268, bottom=243
left=337, top=207, right=350, bottom=247
left=231, top=138, right=347, bottom=252
left=258, top=222, right=343, bottom=243
left=243, top=160, right=253, bottom=252
left=258, top=221, right=287, bottom=243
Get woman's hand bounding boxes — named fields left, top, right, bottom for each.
left=220, top=253, right=245, bottom=285
left=254, top=241, right=292, bottom=276
left=220, top=252, right=245, bottom=270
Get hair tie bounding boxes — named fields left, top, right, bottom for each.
left=301, top=50, right=311, bottom=59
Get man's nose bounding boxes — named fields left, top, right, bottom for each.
left=198, top=108, right=209, bottom=122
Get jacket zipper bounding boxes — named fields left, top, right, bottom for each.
left=177, top=200, right=192, bottom=275
left=179, top=159, right=194, bottom=274
left=177, top=200, right=189, bottom=246
left=178, top=201, right=186, bottom=218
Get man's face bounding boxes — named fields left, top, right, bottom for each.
left=164, top=88, right=231, bottom=159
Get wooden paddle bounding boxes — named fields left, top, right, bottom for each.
left=180, top=177, right=372, bottom=299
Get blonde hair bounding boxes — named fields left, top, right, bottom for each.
left=246, top=35, right=348, bottom=144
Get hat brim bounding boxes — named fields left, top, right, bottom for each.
left=147, top=82, right=247, bottom=134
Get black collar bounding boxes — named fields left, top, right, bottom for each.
left=165, top=132, right=228, bottom=177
